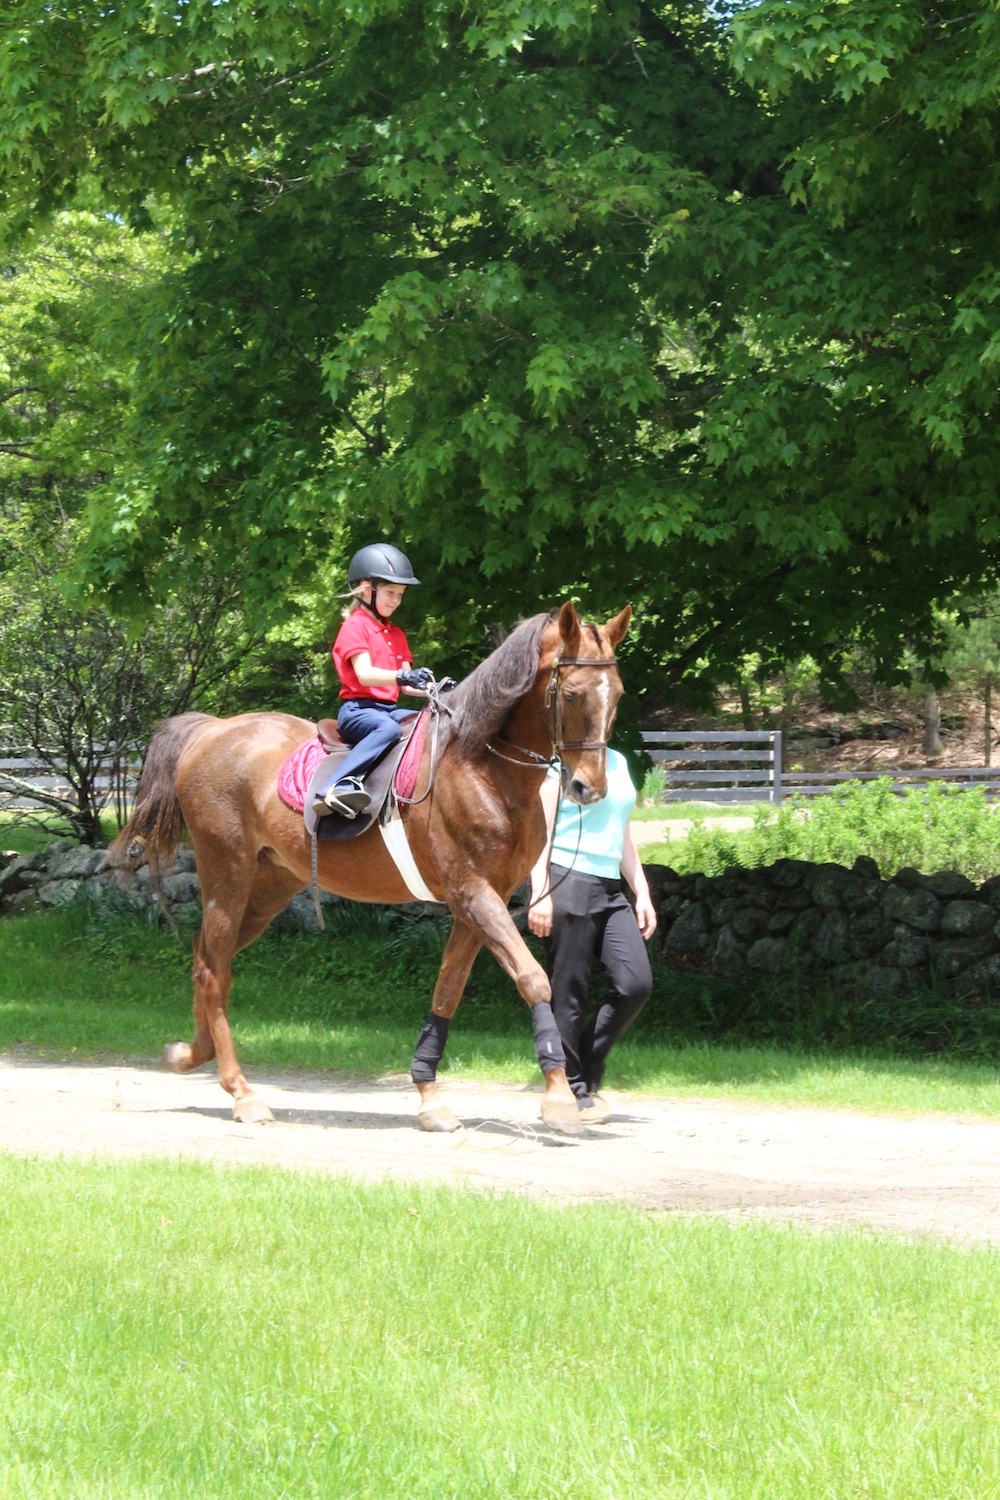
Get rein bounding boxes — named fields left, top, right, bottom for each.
left=391, top=649, right=619, bottom=920
left=393, top=676, right=455, bottom=807
left=486, top=739, right=556, bottom=770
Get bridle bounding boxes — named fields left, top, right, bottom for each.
left=488, top=652, right=621, bottom=768
left=544, top=654, right=620, bottom=754
left=496, top=651, right=621, bottom=918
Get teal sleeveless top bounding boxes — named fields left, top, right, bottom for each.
left=548, top=748, right=637, bottom=880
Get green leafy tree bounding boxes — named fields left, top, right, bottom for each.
left=0, top=491, right=281, bottom=843
left=933, top=599, right=1000, bottom=765
left=0, top=0, right=998, bottom=702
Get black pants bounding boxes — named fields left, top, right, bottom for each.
left=543, top=865, right=652, bottom=1101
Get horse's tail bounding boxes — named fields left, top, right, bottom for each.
left=110, top=713, right=216, bottom=872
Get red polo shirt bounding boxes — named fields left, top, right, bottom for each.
left=332, top=609, right=411, bottom=702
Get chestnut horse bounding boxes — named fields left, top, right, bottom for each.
left=111, top=601, right=631, bottom=1134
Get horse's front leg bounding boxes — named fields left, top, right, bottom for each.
left=452, top=881, right=583, bottom=1136
left=411, top=918, right=482, bottom=1133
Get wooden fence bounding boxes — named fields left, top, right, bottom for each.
left=4, top=742, right=1000, bottom=815
left=640, top=731, right=783, bottom=803
left=0, top=755, right=138, bottom=810
left=640, top=732, right=1000, bottom=804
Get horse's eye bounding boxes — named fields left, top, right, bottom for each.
left=563, top=690, right=577, bottom=704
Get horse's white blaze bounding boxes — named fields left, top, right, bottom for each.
left=596, top=669, right=613, bottom=742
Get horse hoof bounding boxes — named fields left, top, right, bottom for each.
left=540, top=1098, right=585, bottom=1135
left=162, top=1042, right=193, bottom=1073
left=417, top=1104, right=462, bottom=1133
left=233, top=1095, right=275, bottom=1125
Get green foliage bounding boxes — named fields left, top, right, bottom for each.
left=0, top=490, right=287, bottom=841
left=632, top=955, right=1000, bottom=1064
left=638, top=763, right=668, bottom=805
left=3, top=888, right=1000, bottom=1089
left=0, top=205, right=171, bottom=484
left=656, top=780, right=1000, bottom=885
left=2, top=1, right=1000, bottom=696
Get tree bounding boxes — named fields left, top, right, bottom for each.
left=0, top=489, right=280, bottom=843
left=0, top=1, right=998, bottom=700
left=0, top=201, right=173, bottom=496
left=933, top=599, right=1000, bottom=766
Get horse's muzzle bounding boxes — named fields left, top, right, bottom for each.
left=562, top=773, right=605, bottom=806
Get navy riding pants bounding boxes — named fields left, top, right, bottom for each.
left=333, top=698, right=411, bottom=785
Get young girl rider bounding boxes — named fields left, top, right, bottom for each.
left=313, top=543, right=434, bottom=820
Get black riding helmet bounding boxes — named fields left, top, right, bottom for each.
left=347, top=543, right=420, bottom=588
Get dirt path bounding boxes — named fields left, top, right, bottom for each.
left=3, top=1054, right=999, bottom=1246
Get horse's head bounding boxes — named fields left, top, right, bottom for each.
left=543, top=601, right=631, bottom=805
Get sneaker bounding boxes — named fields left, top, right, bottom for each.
left=313, top=791, right=357, bottom=819
left=313, top=778, right=370, bottom=819
left=335, top=777, right=370, bottom=808
left=577, top=1093, right=612, bottom=1125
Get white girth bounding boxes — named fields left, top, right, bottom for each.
left=378, top=809, right=441, bottom=904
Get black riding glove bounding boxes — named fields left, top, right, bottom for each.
left=396, top=665, right=435, bottom=691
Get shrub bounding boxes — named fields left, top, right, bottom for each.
left=661, top=780, right=1000, bottom=883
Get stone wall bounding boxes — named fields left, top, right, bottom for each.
left=0, top=843, right=338, bottom=931
left=7, top=841, right=1000, bottom=995
left=648, top=856, right=1000, bottom=996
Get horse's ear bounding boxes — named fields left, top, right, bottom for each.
left=604, top=605, right=632, bottom=648
left=557, top=600, right=582, bottom=651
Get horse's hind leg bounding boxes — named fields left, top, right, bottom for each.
left=411, top=919, right=481, bottom=1133
left=164, top=853, right=302, bottom=1125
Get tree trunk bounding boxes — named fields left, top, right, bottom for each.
left=923, top=690, right=943, bottom=758
left=986, top=676, right=992, bottom=768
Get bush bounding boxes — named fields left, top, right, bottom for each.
left=662, top=779, right=1000, bottom=883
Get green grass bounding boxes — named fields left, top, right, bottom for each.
left=2, top=1155, right=1000, bottom=1499
left=631, top=800, right=728, bottom=822
left=0, top=809, right=121, bottom=854
left=3, top=904, right=1000, bottom=1119
left=607, top=1036, right=1000, bottom=1115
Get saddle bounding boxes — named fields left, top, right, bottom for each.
left=304, top=712, right=421, bottom=843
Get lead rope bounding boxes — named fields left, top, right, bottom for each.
left=508, top=780, right=583, bottom=922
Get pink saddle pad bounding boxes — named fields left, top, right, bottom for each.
left=277, top=736, right=326, bottom=814
left=277, top=715, right=427, bottom=815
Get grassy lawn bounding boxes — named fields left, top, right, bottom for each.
left=632, top=800, right=718, bottom=821
left=2, top=1155, right=1000, bottom=1499
left=3, top=872, right=1000, bottom=1498
left=2, top=905, right=1000, bottom=1119
left=0, top=810, right=122, bottom=854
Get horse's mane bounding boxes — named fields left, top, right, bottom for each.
left=444, top=611, right=554, bottom=753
